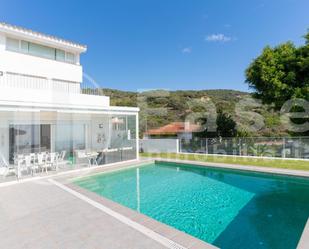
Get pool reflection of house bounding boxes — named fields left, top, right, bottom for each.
left=0, top=22, right=138, bottom=177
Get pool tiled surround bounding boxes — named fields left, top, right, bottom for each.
left=55, top=161, right=217, bottom=249
left=54, top=158, right=309, bottom=249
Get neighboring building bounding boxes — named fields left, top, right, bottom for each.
left=144, top=122, right=201, bottom=140
left=0, top=22, right=138, bottom=169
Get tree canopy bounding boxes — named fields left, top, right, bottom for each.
left=245, top=30, right=309, bottom=109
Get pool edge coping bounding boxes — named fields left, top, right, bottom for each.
left=50, top=172, right=218, bottom=249
left=297, top=219, right=309, bottom=249
left=52, top=158, right=309, bottom=249
left=153, top=158, right=309, bottom=178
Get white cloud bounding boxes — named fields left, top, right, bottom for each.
left=181, top=47, right=192, bottom=54
left=205, top=33, right=232, bottom=42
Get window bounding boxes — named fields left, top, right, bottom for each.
left=112, top=117, right=125, bottom=131
left=28, top=42, right=55, bottom=60
left=20, top=40, right=29, bottom=53
left=5, top=37, right=77, bottom=64
left=66, top=52, right=75, bottom=63
left=6, top=37, right=19, bottom=52
left=56, top=49, right=65, bottom=62
left=55, top=124, right=86, bottom=153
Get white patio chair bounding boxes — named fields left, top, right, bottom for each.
left=75, top=150, right=88, bottom=166
left=36, top=153, right=46, bottom=173
left=25, top=155, right=39, bottom=176
left=30, top=153, right=36, bottom=162
left=85, top=151, right=98, bottom=167
left=45, top=152, right=57, bottom=172
left=0, top=154, right=16, bottom=178
left=57, top=150, right=69, bottom=169
left=53, top=152, right=59, bottom=170
left=16, top=158, right=28, bottom=179
left=14, top=154, right=24, bottom=165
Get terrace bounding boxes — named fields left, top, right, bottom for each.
left=1, top=158, right=308, bottom=249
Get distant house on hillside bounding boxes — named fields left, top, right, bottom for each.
left=144, top=122, right=202, bottom=140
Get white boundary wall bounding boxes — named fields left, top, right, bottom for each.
left=140, top=139, right=179, bottom=153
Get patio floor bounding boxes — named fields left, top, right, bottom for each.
left=0, top=161, right=99, bottom=184
left=0, top=160, right=217, bottom=249
left=0, top=179, right=166, bottom=249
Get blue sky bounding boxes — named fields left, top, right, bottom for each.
left=1, top=0, right=309, bottom=92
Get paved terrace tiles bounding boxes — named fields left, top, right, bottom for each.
left=0, top=160, right=216, bottom=249
left=0, top=180, right=166, bottom=249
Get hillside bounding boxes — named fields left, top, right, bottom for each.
left=103, top=88, right=288, bottom=137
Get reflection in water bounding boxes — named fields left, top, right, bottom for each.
left=136, top=168, right=140, bottom=212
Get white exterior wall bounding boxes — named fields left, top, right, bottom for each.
left=0, top=32, right=111, bottom=108
left=0, top=33, right=83, bottom=83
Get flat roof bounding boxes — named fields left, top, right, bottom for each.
left=0, top=22, right=87, bottom=53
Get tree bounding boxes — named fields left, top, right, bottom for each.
left=196, top=111, right=236, bottom=138
left=245, top=30, right=309, bottom=109
left=216, top=111, right=237, bottom=137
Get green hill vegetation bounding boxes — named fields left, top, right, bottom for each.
left=102, top=88, right=289, bottom=138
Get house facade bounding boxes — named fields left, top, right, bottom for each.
left=0, top=22, right=138, bottom=172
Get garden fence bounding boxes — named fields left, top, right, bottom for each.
left=179, top=137, right=309, bottom=159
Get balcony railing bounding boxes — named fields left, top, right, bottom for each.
left=0, top=72, right=105, bottom=96
left=80, top=84, right=104, bottom=96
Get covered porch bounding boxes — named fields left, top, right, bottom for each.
left=0, top=105, right=139, bottom=182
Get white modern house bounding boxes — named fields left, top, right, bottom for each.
left=0, top=22, right=139, bottom=178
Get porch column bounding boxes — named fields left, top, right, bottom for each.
left=136, top=112, right=139, bottom=160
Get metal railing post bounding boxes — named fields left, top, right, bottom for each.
left=239, top=138, right=242, bottom=156
left=282, top=137, right=286, bottom=158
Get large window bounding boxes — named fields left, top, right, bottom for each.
left=28, top=42, right=55, bottom=60
left=65, top=52, right=75, bottom=64
left=55, top=123, right=86, bottom=155
left=6, top=37, right=19, bottom=52
left=6, top=37, right=77, bottom=64
left=56, top=49, right=65, bottom=62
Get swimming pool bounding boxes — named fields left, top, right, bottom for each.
left=74, top=161, right=309, bottom=249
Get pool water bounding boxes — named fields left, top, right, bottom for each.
left=74, top=162, right=309, bottom=249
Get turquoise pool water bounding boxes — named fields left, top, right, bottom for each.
left=74, top=162, right=309, bottom=249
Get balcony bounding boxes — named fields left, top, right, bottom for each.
left=0, top=74, right=110, bottom=109
left=80, top=81, right=105, bottom=96
left=0, top=72, right=106, bottom=96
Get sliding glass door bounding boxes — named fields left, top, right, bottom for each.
left=54, top=123, right=86, bottom=156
